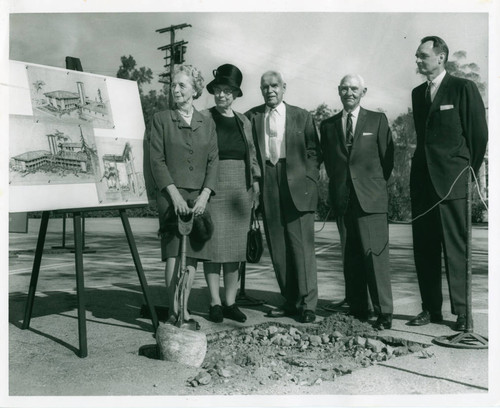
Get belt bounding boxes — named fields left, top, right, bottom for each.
left=265, top=158, right=286, bottom=166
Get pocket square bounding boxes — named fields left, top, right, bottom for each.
left=440, top=105, right=454, bottom=111
left=362, top=132, right=373, bottom=136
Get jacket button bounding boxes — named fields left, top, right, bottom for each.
left=189, top=166, right=194, bottom=171
left=189, top=150, right=194, bottom=154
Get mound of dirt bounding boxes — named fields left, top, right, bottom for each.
left=184, top=313, right=424, bottom=393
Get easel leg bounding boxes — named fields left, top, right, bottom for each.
left=22, top=211, right=50, bottom=329
left=73, top=212, right=88, bottom=358
left=119, top=209, right=159, bottom=330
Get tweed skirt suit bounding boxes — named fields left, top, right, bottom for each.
left=149, top=108, right=219, bottom=261
left=202, top=107, right=261, bottom=263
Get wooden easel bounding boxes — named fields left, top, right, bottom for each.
left=21, top=206, right=159, bottom=358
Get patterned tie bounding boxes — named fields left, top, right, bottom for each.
left=268, top=109, right=279, bottom=165
left=346, top=112, right=354, bottom=153
left=425, top=81, right=433, bottom=107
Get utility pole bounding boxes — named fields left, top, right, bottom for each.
left=156, top=23, right=191, bottom=107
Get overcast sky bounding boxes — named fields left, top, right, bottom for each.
left=9, top=11, right=488, bottom=121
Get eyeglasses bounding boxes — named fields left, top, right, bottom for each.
left=213, top=87, right=234, bottom=96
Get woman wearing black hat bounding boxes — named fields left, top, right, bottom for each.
left=202, top=64, right=261, bottom=323
left=149, top=64, right=218, bottom=328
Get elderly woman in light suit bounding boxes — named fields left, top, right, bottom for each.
left=149, top=64, right=219, bottom=328
left=202, top=64, right=261, bottom=324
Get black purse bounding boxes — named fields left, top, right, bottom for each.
left=246, top=207, right=263, bottom=263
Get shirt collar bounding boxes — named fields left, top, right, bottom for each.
left=342, top=105, right=361, bottom=118
left=265, top=101, right=286, bottom=116
left=429, top=69, right=446, bottom=87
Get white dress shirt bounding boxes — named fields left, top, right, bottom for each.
left=341, top=105, right=361, bottom=142
left=264, top=102, right=286, bottom=160
left=428, top=69, right=446, bottom=102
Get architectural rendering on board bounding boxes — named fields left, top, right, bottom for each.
left=9, top=120, right=99, bottom=186
left=97, top=140, right=146, bottom=203
left=28, top=66, right=114, bottom=128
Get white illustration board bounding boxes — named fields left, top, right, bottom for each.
left=9, top=60, right=147, bottom=212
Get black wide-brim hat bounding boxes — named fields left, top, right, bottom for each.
left=207, top=63, right=243, bottom=97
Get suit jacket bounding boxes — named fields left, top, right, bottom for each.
left=245, top=102, right=321, bottom=212
left=411, top=72, right=488, bottom=200
left=320, top=107, right=394, bottom=216
left=201, top=107, right=261, bottom=189
left=149, top=108, right=219, bottom=193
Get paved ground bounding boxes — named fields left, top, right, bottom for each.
left=5, top=216, right=495, bottom=406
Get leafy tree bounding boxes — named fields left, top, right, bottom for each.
left=116, top=55, right=153, bottom=94
left=310, top=103, right=335, bottom=127
left=445, top=51, right=486, bottom=97
left=309, top=103, right=338, bottom=221
left=388, top=108, right=415, bottom=221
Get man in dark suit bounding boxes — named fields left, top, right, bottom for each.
left=245, top=71, right=321, bottom=323
left=408, top=36, right=488, bottom=331
left=320, top=74, right=394, bottom=330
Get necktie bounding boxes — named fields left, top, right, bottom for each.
left=425, top=81, right=433, bottom=106
left=346, top=112, right=353, bottom=153
left=268, top=109, right=279, bottom=165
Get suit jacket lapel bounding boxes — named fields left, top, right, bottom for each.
left=284, top=103, right=295, bottom=157
left=429, top=72, right=450, bottom=114
left=256, top=107, right=266, bottom=171
left=333, top=113, right=347, bottom=155
left=354, top=107, right=367, bottom=145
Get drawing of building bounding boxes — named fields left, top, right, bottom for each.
left=41, top=81, right=109, bottom=120
left=10, top=150, right=52, bottom=172
left=44, top=90, right=80, bottom=110
left=101, top=142, right=145, bottom=198
left=10, top=131, right=91, bottom=174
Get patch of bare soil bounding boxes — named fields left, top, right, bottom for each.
left=185, top=313, right=426, bottom=394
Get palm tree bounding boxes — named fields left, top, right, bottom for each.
left=32, top=80, right=46, bottom=106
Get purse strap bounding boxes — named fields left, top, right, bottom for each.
left=250, top=206, right=260, bottom=230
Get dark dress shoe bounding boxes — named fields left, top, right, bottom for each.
left=209, top=304, right=223, bottom=323
left=350, top=310, right=370, bottom=322
left=301, top=310, right=316, bottom=323
left=223, top=303, right=247, bottom=323
left=454, top=314, right=467, bottom=331
left=407, top=310, right=443, bottom=326
left=266, top=307, right=297, bottom=318
left=373, top=313, right=392, bottom=330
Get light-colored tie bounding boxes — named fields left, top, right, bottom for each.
left=268, top=109, right=279, bottom=165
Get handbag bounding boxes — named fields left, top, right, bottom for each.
left=246, top=206, right=264, bottom=263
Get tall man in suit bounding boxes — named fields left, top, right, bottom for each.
left=246, top=71, right=321, bottom=323
left=320, top=74, right=394, bottom=330
left=408, top=36, right=488, bottom=331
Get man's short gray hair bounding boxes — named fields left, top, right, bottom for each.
left=261, top=70, right=286, bottom=85
left=339, top=74, right=366, bottom=88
